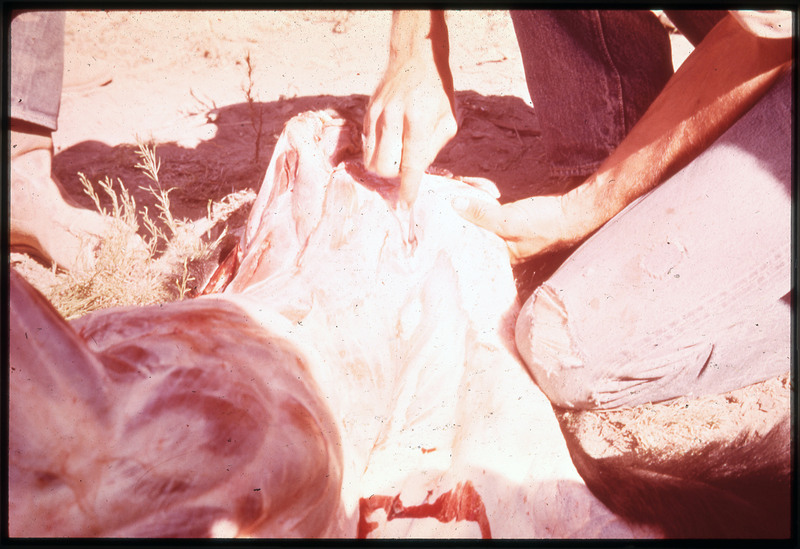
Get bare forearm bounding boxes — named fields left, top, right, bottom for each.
left=365, top=11, right=456, bottom=205
left=563, top=14, right=792, bottom=240
left=389, top=11, right=450, bottom=63
left=385, top=10, right=453, bottom=113
left=453, top=12, right=792, bottom=263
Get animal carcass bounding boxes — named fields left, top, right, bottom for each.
left=8, top=111, right=657, bottom=538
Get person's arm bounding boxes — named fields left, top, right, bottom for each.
left=363, top=11, right=458, bottom=208
left=455, top=13, right=793, bottom=263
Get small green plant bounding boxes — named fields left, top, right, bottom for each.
left=47, top=142, right=255, bottom=319
left=133, top=139, right=162, bottom=185
left=52, top=172, right=159, bottom=318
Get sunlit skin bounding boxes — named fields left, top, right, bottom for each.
left=364, top=12, right=792, bottom=264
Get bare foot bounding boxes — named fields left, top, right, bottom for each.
left=10, top=126, right=140, bottom=272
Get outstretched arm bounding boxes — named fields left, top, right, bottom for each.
left=363, top=11, right=458, bottom=208
left=456, top=13, right=793, bottom=263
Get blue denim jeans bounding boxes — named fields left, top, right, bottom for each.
left=510, top=10, right=726, bottom=178
left=10, top=11, right=65, bottom=131
left=515, top=69, right=792, bottom=410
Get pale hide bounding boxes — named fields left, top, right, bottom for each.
left=8, top=111, right=658, bottom=538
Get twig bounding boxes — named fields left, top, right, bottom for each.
left=242, top=51, right=265, bottom=164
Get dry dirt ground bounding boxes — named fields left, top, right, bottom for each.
left=14, top=10, right=694, bottom=301
left=9, top=10, right=790, bottom=538
left=13, top=10, right=553, bottom=301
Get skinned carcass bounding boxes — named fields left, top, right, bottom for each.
left=9, top=270, right=344, bottom=537
left=8, top=111, right=657, bottom=538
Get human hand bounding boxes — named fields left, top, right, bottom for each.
left=451, top=194, right=578, bottom=264
left=363, top=11, right=458, bottom=208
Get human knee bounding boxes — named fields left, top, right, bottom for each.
left=515, top=283, right=600, bottom=410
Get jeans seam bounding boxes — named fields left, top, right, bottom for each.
left=591, top=11, right=626, bottom=141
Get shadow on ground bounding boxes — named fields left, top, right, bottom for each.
left=53, top=91, right=576, bottom=300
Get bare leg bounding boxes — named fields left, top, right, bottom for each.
left=10, top=122, right=115, bottom=271
left=516, top=70, right=792, bottom=410
left=9, top=11, right=128, bottom=272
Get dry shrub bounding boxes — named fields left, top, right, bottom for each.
left=46, top=142, right=255, bottom=320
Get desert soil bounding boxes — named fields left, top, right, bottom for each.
left=10, top=10, right=788, bottom=534
left=13, top=9, right=693, bottom=300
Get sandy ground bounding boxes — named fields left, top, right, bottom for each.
left=10, top=10, right=789, bottom=538
left=12, top=11, right=548, bottom=295
left=14, top=9, right=694, bottom=298
left=53, top=10, right=538, bottom=227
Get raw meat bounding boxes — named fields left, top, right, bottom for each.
left=9, top=270, right=343, bottom=537
left=8, top=111, right=657, bottom=538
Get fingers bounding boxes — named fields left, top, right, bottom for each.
left=364, top=89, right=457, bottom=173
left=363, top=102, right=427, bottom=207
left=397, top=121, right=429, bottom=207
left=398, top=110, right=457, bottom=207
left=362, top=103, right=378, bottom=170
left=364, top=102, right=404, bottom=179
left=451, top=195, right=506, bottom=235
left=364, top=108, right=444, bottom=206
left=398, top=167, right=423, bottom=207
left=364, top=81, right=458, bottom=211
left=451, top=196, right=523, bottom=263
